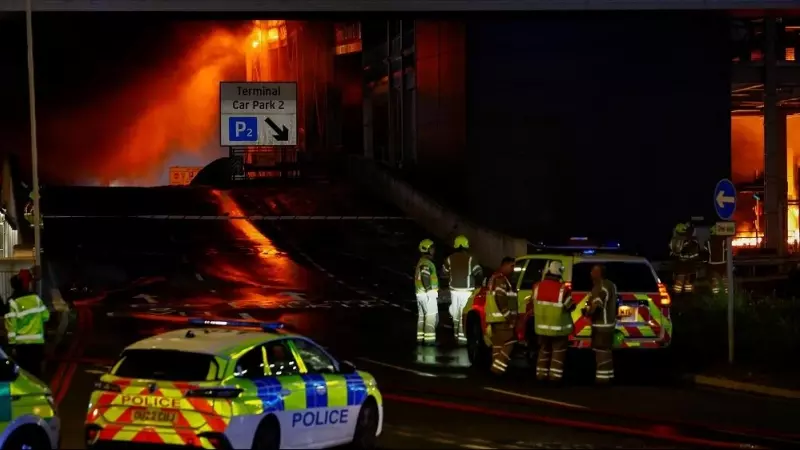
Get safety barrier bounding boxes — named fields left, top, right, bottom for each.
left=345, top=156, right=528, bottom=269
left=43, top=215, right=409, bottom=221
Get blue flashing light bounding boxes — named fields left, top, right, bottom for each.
left=187, top=318, right=285, bottom=331
left=582, top=249, right=596, bottom=255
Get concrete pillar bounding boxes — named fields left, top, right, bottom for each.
left=763, top=16, right=789, bottom=254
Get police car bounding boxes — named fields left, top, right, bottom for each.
left=85, top=319, right=383, bottom=450
left=464, top=238, right=673, bottom=368
left=0, top=348, right=60, bottom=450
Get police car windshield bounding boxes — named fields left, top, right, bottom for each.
left=113, top=349, right=218, bottom=381
left=571, top=262, right=658, bottom=293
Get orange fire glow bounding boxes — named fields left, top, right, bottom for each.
left=731, top=116, right=800, bottom=248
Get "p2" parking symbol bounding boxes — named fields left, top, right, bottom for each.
left=228, top=117, right=257, bottom=142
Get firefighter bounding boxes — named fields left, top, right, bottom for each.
left=706, top=226, right=728, bottom=294
left=484, top=257, right=518, bottom=375
left=670, top=223, right=700, bottom=293
left=414, top=239, right=439, bottom=345
left=582, top=264, right=617, bottom=384
left=533, top=261, right=576, bottom=382
left=23, top=188, right=44, bottom=229
left=5, top=275, right=49, bottom=378
left=442, top=235, right=483, bottom=345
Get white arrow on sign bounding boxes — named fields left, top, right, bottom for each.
left=716, top=190, right=735, bottom=208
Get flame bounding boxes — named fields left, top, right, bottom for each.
left=731, top=116, right=800, bottom=248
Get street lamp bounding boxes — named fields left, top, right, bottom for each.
left=25, top=0, right=42, bottom=290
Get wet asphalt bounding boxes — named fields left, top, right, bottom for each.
left=38, top=180, right=800, bottom=449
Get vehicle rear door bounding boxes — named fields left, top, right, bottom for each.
left=97, top=350, right=227, bottom=440
left=262, top=340, right=308, bottom=448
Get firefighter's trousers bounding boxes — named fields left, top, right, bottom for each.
left=489, top=323, right=516, bottom=375
left=591, top=326, right=614, bottom=384
left=536, top=335, right=569, bottom=381
left=708, top=263, right=728, bottom=294
left=449, top=289, right=471, bottom=345
left=416, top=291, right=438, bottom=345
left=673, top=264, right=695, bottom=294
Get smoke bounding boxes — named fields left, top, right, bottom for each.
left=40, top=23, right=250, bottom=185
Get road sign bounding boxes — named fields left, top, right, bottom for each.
left=713, top=221, right=736, bottom=236
left=168, top=166, right=202, bottom=186
left=713, top=179, right=737, bottom=220
left=219, top=82, right=297, bottom=146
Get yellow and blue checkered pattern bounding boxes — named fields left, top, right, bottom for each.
left=253, top=372, right=372, bottom=413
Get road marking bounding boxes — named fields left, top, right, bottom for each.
left=483, top=387, right=588, bottom=410
left=134, top=294, right=158, bottom=304
left=240, top=312, right=254, bottom=320
left=357, top=358, right=436, bottom=378
left=195, top=273, right=204, bottom=281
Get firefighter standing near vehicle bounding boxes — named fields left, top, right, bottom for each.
left=442, top=235, right=483, bottom=345
left=484, top=257, right=518, bottom=375
left=533, top=261, right=576, bottom=382
left=670, top=223, right=700, bottom=293
left=415, top=239, right=439, bottom=345
left=4, top=275, right=49, bottom=378
left=582, top=264, right=617, bottom=384
left=706, top=226, right=728, bottom=294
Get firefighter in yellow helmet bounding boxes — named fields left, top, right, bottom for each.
left=670, top=223, right=700, bottom=293
left=442, top=235, right=483, bottom=345
left=706, top=226, right=728, bottom=294
left=23, top=189, right=44, bottom=229
left=484, top=257, right=518, bottom=375
left=414, top=239, right=439, bottom=345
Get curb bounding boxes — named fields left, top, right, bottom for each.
left=691, top=374, right=800, bottom=400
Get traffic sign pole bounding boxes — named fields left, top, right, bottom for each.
left=25, top=0, right=42, bottom=295
left=713, top=179, right=737, bottom=365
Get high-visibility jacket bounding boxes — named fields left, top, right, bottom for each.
left=442, top=250, right=483, bottom=290
left=588, top=279, right=618, bottom=330
left=485, top=272, right=516, bottom=324
left=5, top=294, right=49, bottom=345
left=707, top=235, right=727, bottom=265
left=533, top=278, right=575, bottom=337
left=414, top=256, right=439, bottom=294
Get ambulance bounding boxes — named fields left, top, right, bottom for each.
left=463, top=239, right=673, bottom=368
left=85, top=319, right=383, bottom=449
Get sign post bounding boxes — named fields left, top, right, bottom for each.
left=713, top=179, right=737, bottom=364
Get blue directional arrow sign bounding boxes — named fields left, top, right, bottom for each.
left=713, top=179, right=737, bottom=220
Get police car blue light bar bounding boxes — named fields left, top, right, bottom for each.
left=531, top=238, right=621, bottom=252
left=187, top=318, right=285, bottom=331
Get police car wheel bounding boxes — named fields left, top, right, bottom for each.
left=351, top=397, right=379, bottom=449
left=2, top=425, right=51, bottom=450
left=252, top=416, right=280, bottom=450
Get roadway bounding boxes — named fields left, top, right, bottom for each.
left=39, top=179, right=799, bottom=449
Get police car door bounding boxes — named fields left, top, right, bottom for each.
left=262, top=340, right=309, bottom=448
left=288, top=338, right=355, bottom=446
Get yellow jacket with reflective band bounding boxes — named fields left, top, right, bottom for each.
left=5, top=294, right=50, bottom=345
left=532, top=279, right=574, bottom=337
left=414, top=256, right=439, bottom=294
left=0, top=371, right=56, bottom=435
left=485, top=273, right=515, bottom=324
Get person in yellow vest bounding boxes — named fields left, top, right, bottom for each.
left=485, top=257, right=518, bottom=375
left=414, top=239, right=439, bottom=345
left=532, top=261, right=576, bottom=382
left=581, top=264, right=618, bottom=385
left=24, top=189, right=44, bottom=229
left=442, top=235, right=484, bottom=345
left=5, top=275, right=49, bottom=378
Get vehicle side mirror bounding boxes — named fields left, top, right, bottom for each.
left=339, top=360, right=356, bottom=374
left=0, top=360, right=19, bottom=382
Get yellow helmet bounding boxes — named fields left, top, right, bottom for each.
left=453, top=235, right=469, bottom=249
left=419, top=239, right=435, bottom=253
left=675, top=223, right=687, bottom=234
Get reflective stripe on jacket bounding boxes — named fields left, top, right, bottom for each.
left=589, top=280, right=618, bottom=329
left=443, top=250, right=483, bottom=290
left=485, top=272, right=516, bottom=324
left=532, top=278, right=574, bottom=337
left=5, top=294, right=49, bottom=345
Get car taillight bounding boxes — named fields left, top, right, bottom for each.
left=186, top=388, right=242, bottom=399
left=93, top=381, right=121, bottom=393
left=657, top=283, right=671, bottom=306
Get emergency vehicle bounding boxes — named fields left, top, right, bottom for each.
left=463, top=239, right=673, bottom=369
left=0, top=348, right=60, bottom=450
left=85, top=319, right=383, bottom=450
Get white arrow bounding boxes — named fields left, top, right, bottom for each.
left=716, top=190, right=735, bottom=208
left=134, top=294, right=158, bottom=304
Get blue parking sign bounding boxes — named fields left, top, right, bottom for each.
left=228, top=117, right=257, bottom=142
